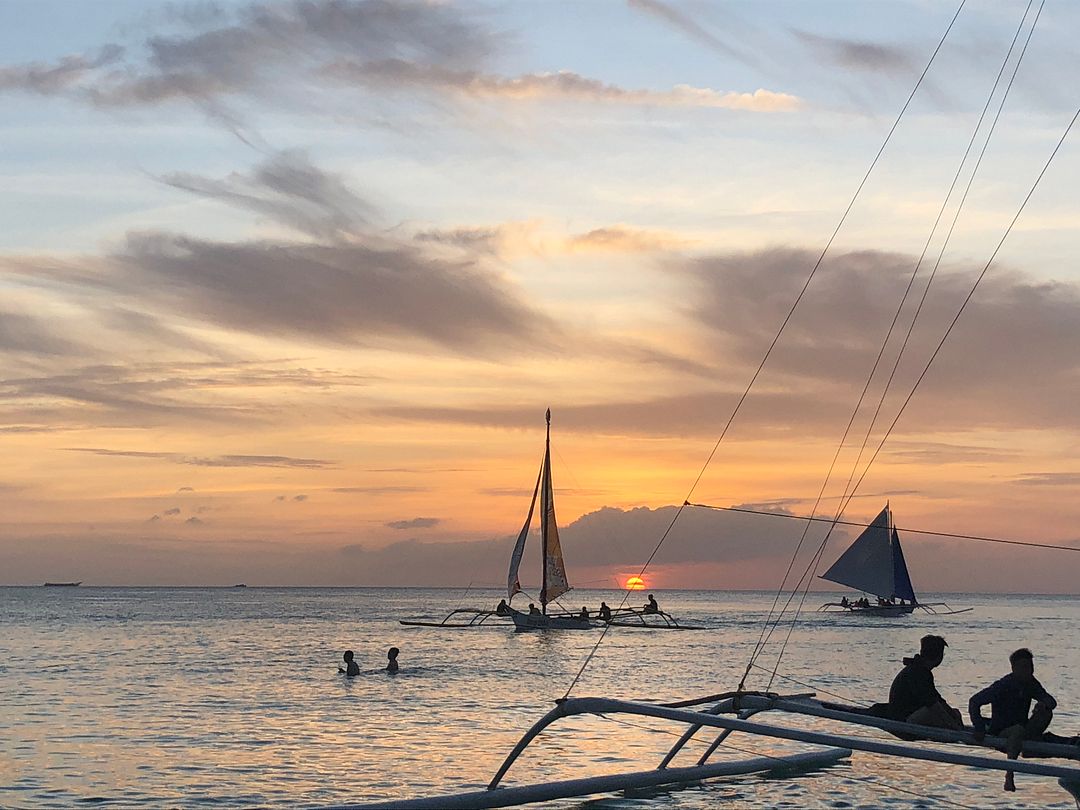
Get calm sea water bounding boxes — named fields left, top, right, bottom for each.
left=2, top=587, right=1079, bottom=809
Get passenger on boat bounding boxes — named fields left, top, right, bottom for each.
left=871, top=635, right=963, bottom=736
left=644, top=594, right=659, bottom=614
left=598, top=601, right=612, bottom=622
left=340, top=649, right=360, bottom=676
left=579, top=607, right=589, bottom=619
left=495, top=599, right=510, bottom=616
left=970, top=648, right=1078, bottom=791
left=386, top=646, right=400, bottom=674
left=528, top=603, right=542, bottom=615
left=840, top=596, right=849, bottom=607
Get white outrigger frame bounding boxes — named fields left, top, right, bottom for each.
left=333, top=691, right=1080, bottom=809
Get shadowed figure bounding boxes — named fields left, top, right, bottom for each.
left=644, top=594, right=659, bottom=614
left=970, top=647, right=1079, bottom=792
left=339, top=649, right=359, bottom=677
left=386, top=646, right=399, bottom=674
left=868, top=635, right=963, bottom=737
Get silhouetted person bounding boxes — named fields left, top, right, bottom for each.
left=644, top=594, right=659, bottom=614
left=495, top=599, right=510, bottom=616
left=881, top=635, right=963, bottom=734
left=528, top=603, right=541, bottom=616
left=970, top=648, right=1076, bottom=792
left=386, top=646, right=399, bottom=674
left=840, top=596, right=849, bottom=607
left=340, top=650, right=360, bottom=677
left=598, top=601, right=612, bottom=622
left=579, top=606, right=589, bottom=619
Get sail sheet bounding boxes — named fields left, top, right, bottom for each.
left=820, top=506, right=897, bottom=598
left=890, top=527, right=917, bottom=602
left=539, top=439, right=570, bottom=605
left=507, top=462, right=543, bottom=601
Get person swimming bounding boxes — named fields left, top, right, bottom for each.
left=386, top=646, right=400, bottom=674
left=339, top=650, right=360, bottom=676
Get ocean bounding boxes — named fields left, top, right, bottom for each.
left=2, top=587, right=1079, bottom=809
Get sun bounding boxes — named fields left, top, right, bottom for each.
left=624, top=575, right=646, bottom=591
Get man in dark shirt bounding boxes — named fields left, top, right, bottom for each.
left=885, top=635, right=963, bottom=733
left=969, top=648, right=1075, bottom=791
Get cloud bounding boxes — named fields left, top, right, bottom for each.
left=66, top=448, right=335, bottom=469
left=326, top=58, right=801, bottom=111
left=1010, top=473, right=1080, bottom=487
left=332, top=485, right=429, bottom=494
left=0, top=310, right=80, bottom=357
left=293, top=494, right=308, bottom=501
left=177, top=486, right=195, bottom=492
left=386, top=517, right=440, bottom=529
left=185, top=516, right=204, bottom=526
left=794, top=30, right=914, bottom=75
left=160, top=151, right=375, bottom=241
left=627, top=0, right=759, bottom=66
left=0, top=45, right=122, bottom=95
left=163, top=507, right=181, bottom=516
left=2, top=1, right=493, bottom=109
left=415, top=221, right=689, bottom=258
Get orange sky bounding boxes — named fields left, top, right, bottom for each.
left=2, top=1, right=1080, bottom=590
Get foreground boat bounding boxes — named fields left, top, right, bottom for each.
left=331, top=691, right=1080, bottom=809
left=817, top=503, right=970, bottom=616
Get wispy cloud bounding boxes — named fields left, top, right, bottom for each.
left=794, top=30, right=914, bottom=75
left=627, top=0, right=760, bottom=66
left=327, top=59, right=801, bottom=111
left=1010, top=472, right=1080, bottom=487
left=66, top=448, right=336, bottom=469
left=386, top=517, right=440, bottom=529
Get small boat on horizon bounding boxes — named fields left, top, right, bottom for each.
left=43, top=581, right=81, bottom=587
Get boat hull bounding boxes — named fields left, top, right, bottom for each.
left=819, top=602, right=916, bottom=617
left=508, top=607, right=593, bottom=631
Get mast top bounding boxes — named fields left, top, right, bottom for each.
left=546, top=408, right=551, bottom=425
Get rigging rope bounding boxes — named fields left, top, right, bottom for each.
left=689, top=501, right=1080, bottom=554
left=559, top=0, right=969, bottom=704
left=764, top=15, right=1080, bottom=692
left=743, top=0, right=1048, bottom=691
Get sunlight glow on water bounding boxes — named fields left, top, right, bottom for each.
left=2, top=588, right=1079, bottom=808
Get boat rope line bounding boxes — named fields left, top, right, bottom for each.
left=559, top=0, right=968, bottom=705
left=689, top=502, right=1080, bottom=554
left=593, top=713, right=981, bottom=810
left=760, top=41, right=1077, bottom=694
left=740, top=0, right=1044, bottom=692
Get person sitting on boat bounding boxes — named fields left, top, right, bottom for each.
left=876, top=635, right=963, bottom=735
left=969, top=648, right=1077, bottom=791
left=840, top=596, right=849, bottom=607
left=386, top=647, right=400, bottom=674
left=340, top=649, right=360, bottom=677
left=495, top=599, right=510, bottom=616
left=579, top=606, right=589, bottom=619
left=598, top=601, right=612, bottom=622
left=528, top=603, right=542, bottom=615
left=644, top=594, right=659, bottom=614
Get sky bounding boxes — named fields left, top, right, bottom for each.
left=3, top=0, right=1080, bottom=591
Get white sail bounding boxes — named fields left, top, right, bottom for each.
left=507, top=462, right=543, bottom=601
left=820, top=506, right=896, bottom=598
left=540, top=410, right=570, bottom=606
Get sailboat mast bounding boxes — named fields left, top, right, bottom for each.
left=540, top=408, right=548, bottom=617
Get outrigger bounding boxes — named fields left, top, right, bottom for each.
left=334, top=690, right=1080, bottom=809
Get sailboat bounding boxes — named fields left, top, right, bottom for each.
left=817, top=504, right=969, bottom=616
left=504, top=409, right=591, bottom=630
left=400, top=409, right=696, bottom=630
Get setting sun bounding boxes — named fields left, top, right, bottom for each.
left=624, top=576, right=646, bottom=590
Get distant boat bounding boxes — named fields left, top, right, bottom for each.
left=818, top=503, right=969, bottom=616
left=43, top=581, right=81, bottom=587
left=233, top=583, right=247, bottom=588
